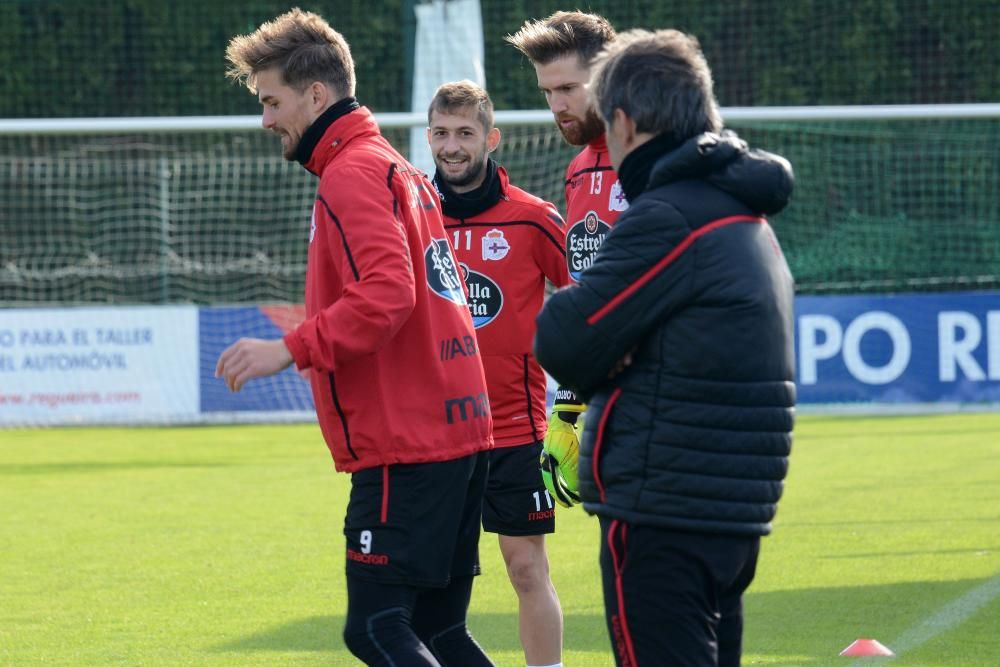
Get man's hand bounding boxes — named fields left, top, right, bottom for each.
left=609, top=349, right=635, bottom=379
left=540, top=388, right=586, bottom=507
left=215, top=338, right=294, bottom=392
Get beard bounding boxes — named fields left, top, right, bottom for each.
left=277, top=131, right=299, bottom=161
left=556, top=109, right=605, bottom=146
left=434, top=148, right=489, bottom=191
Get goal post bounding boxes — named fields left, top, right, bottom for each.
left=2, top=103, right=998, bottom=134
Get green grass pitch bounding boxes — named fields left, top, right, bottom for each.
left=2, top=413, right=998, bottom=665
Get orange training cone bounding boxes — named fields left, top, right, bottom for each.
left=840, top=639, right=895, bottom=657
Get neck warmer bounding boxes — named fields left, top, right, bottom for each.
left=293, top=96, right=361, bottom=165
left=617, top=133, right=683, bottom=202
left=432, top=158, right=502, bottom=219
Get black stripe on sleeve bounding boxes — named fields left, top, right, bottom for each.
left=523, top=354, right=540, bottom=444
left=317, top=194, right=360, bottom=282
left=386, top=163, right=399, bottom=219
left=564, top=164, right=615, bottom=188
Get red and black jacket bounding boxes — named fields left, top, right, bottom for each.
left=283, top=103, right=492, bottom=472
left=436, top=162, right=571, bottom=447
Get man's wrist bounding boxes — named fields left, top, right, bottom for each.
left=555, top=410, right=581, bottom=425
left=552, top=386, right=585, bottom=423
left=275, top=339, right=294, bottom=369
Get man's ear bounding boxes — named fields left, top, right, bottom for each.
left=309, top=81, right=331, bottom=111
left=486, top=126, right=501, bottom=153
left=612, top=108, right=637, bottom=149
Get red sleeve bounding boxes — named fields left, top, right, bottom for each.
left=285, top=165, right=416, bottom=372
left=533, top=201, right=572, bottom=288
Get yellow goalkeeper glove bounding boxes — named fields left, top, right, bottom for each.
left=539, top=388, right=585, bottom=508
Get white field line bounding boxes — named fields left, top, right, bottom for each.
left=849, top=571, right=1000, bottom=665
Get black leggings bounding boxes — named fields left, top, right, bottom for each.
left=342, top=575, right=495, bottom=666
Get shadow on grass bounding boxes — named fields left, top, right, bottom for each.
left=213, top=610, right=609, bottom=655
left=214, top=614, right=340, bottom=652
left=211, top=578, right=1000, bottom=665
left=0, top=461, right=235, bottom=475
left=744, top=577, right=1000, bottom=665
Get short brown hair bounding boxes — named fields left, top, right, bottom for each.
left=225, top=8, right=355, bottom=98
left=505, top=11, right=616, bottom=67
left=590, top=29, right=722, bottom=144
left=427, top=80, right=494, bottom=131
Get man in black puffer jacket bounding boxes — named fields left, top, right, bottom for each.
left=534, top=29, right=795, bottom=667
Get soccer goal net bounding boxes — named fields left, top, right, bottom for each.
left=3, top=105, right=998, bottom=305
left=1, top=105, right=998, bottom=425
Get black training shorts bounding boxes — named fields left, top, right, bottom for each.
left=344, top=451, right=488, bottom=588
left=482, top=441, right=556, bottom=536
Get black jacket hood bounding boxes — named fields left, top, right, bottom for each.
left=648, top=130, right=794, bottom=215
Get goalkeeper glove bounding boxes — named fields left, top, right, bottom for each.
left=540, top=388, right=585, bottom=508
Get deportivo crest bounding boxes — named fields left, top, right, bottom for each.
left=425, top=238, right=467, bottom=305
left=481, top=228, right=510, bottom=261
left=609, top=179, right=629, bottom=212
left=566, top=210, right=611, bottom=281
left=460, top=264, right=503, bottom=328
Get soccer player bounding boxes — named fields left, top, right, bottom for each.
left=506, top=11, right=624, bottom=282
left=506, top=12, right=623, bottom=506
left=217, top=10, right=495, bottom=666
left=427, top=80, right=571, bottom=667
left=535, top=29, right=796, bottom=666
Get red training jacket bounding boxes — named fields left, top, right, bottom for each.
left=442, top=167, right=571, bottom=447
left=563, top=133, right=628, bottom=281
left=283, top=107, right=493, bottom=472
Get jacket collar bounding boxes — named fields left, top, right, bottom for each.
left=616, top=133, right=683, bottom=202
left=297, top=103, right=379, bottom=176
left=587, top=132, right=608, bottom=154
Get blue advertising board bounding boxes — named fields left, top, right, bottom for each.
left=795, top=291, right=1000, bottom=405
left=196, top=294, right=1000, bottom=418
left=198, top=307, right=314, bottom=415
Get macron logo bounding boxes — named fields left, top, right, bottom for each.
left=346, top=548, right=389, bottom=565
left=444, top=393, right=489, bottom=424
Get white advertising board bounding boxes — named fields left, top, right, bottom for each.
left=0, top=306, right=199, bottom=426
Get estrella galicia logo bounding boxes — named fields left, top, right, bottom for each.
left=460, top=264, right=503, bottom=328
left=425, top=238, right=467, bottom=305
left=566, top=210, right=611, bottom=281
